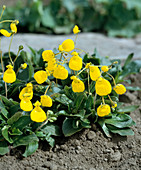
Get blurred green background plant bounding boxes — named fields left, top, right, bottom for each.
left=0, top=0, right=141, bottom=37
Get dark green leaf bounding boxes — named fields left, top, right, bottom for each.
left=117, top=105, right=139, bottom=113
left=123, top=53, right=134, bottom=69
left=23, top=141, right=38, bottom=157
left=2, top=125, right=13, bottom=143
left=41, top=124, right=62, bottom=136
left=62, top=118, right=83, bottom=137
left=98, top=119, right=112, bottom=137
left=126, top=86, right=141, bottom=91
left=0, top=141, right=9, bottom=155
left=7, top=112, right=23, bottom=125
left=45, top=133, right=55, bottom=147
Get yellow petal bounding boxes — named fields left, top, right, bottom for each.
left=10, top=23, right=17, bottom=33
left=73, top=25, right=80, bottom=34
left=53, top=65, right=68, bottom=80
left=69, top=55, right=82, bottom=71
left=113, top=84, right=126, bottom=95
left=3, top=67, right=16, bottom=83
left=62, top=39, right=75, bottom=52
left=101, top=66, right=109, bottom=72
left=20, top=99, right=33, bottom=112
left=30, top=106, right=47, bottom=122
left=40, top=95, right=53, bottom=107
left=90, top=66, right=101, bottom=81
left=95, top=77, right=112, bottom=96
left=0, top=29, right=12, bottom=37
left=42, top=50, right=54, bottom=62
left=72, top=77, right=85, bottom=93
left=34, top=70, right=48, bottom=84
left=97, top=104, right=111, bottom=117
left=19, top=87, right=33, bottom=100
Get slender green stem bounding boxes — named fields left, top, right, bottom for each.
left=16, top=66, right=21, bottom=75
left=102, top=96, right=105, bottom=104
left=0, top=9, right=5, bottom=20
left=8, top=34, right=14, bottom=65
left=0, top=50, right=7, bottom=97
left=44, top=85, right=50, bottom=95
left=13, top=48, right=20, bottom=64
left=106, top=72, right=116, bottom=86
left=76, top=67, right=86, bottom=76
left=0, top=20, right=14, bottom=24
left=74, top=34, right=78, bottom=45
left=88, top=70, right=90, bottom=94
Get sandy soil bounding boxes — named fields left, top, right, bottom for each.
left=0, top=73, right=141, bottom=170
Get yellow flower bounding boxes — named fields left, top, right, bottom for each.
left=46, top=58, right=57, bottom=71
left=89, top=66, right=101, bottom=81
left=97, top=104, right=111, bottom=117
left=73, top=25, right=80, bottom=34
left=19, top=84, right=33, bottom=100
left=71, top=51, right=78, bottom=56
left=0, top=29, right=12, bottom=37
left=30, top=101, right=47, bottom=122
left=101, top=66, right=109, bottom=72
left=95, top=77, right=112, bottom=96
left=58, top=45, right=64, bottom=52
left=62, top=39, right=75, bottom=52
left=71, top=76, right=85, bottom=92
left=69, top=55, right=82, bottom=71
left=10, top=22, right=17, bottom=33
left=40, top=95, right=53, bottom=107
left=85, top=63, right=91, bottom=69
left=21, top=63, right=27, bottom=69
left=112, top=102, right=117, bottom=108
left=113, top=84, right=126, bottom=95
left=53, top=65, right=68, bottom=80
left=20, top=97, right=33, bottom=112
left=34, top=70, right=48, bottom=84
left=3, top=65, right=16, bottom=83
left=42, top=50, right=55, bottom=62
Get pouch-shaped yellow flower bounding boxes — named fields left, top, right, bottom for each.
left=53, top=65, right=68, bottom=80
left=20, top=98, right=33, bottom=112
left=113, top=84, right=126, bottom=95
left=42, top=50, right=55, bottom=62
left=95, top=77, right=112, bottom=96
left=101, top=66, right=109, bottom=72
left=69, top=55, right=82, bottom=71
left=30, top=101, right=47, bottom=122
left=0, top=29, right=12, bottom=37
left=73, top=25, right=80, bottom=34
left=21, top=63, right=27, bottom=69
left=90, top=66, right=101, bottom=81
left=40, top=95, right=53, bottom=107
left=62, top=39, right=75, bottom=52
left=34, top=70, right=48, bottom=84
left=58, top=45, right=64, bottom=52
left=97, top=104, right=111, bottom=117
left=47, top=58, right=57, bottom=71
left=3, top=65, right=16, bottom=83
left=10, top=23, right=17, bottom=33
left=71, top=76, right=85, bottom=92
left=19, top=87, right=33, bottom=100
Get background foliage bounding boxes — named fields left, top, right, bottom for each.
left=1, top=0, right=141, bottom=37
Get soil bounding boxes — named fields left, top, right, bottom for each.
left=0, top=73, right=141, bottom=170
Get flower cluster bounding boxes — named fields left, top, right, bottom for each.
left=2, top=22, right=126, bottom=122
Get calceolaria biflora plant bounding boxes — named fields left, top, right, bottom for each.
left=0, top=6, right=140, bottom=157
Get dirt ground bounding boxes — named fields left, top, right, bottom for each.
left=0, top=72, right=140, bottom=170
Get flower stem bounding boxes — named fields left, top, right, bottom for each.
left=44, top=85, right=50, bottom=95
left=0, top=50, right=7, bottom=97
left=13, top=48, right=20, bottom=64
left=76, top=67, right=86, bottom=76
left=102, top=96, right=105, bottom=104
left=0, top=20, right=14, bottom=24
left=93, top=93, right=97, bottom=110
left=88, top=70, right=90, bottom=94
left=106, top=72, right=116, bottom=86
left=8, top=34, right=14, bottom=65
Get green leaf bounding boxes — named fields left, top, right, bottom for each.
left=55, top=94, right=72, bottom=106
left=7, top=112, right=23, bottom=125
left=2, top=125, right=13, bottom=143
left=45, top=133, right=55, bottom=147
left=0, top=141, right=9, bottom=155
left=23, top=141, right=38, bottom=157
left=117, top=105, right=139, bottom=113
left=41, top=124, right=62, bottom=136
left=86, top=94, right=94, bottom=110
left=98, top=119, right=112, bottom=137
left=73, top=93, right=87, bottom=111
left=123, top=53, right=134, bottom=69
left=9, top=128, right=23, bottom=136
left=1, top=108, right=9, bottom=119
left=41, top=7, right=55, bottom=28
left=62, top=118, right=83, bottom=137
left=126, top=86, right=141, bottom=91
left=12, top=116, right=32, bottom=130
left=13, top=133, right=39, bottom=147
